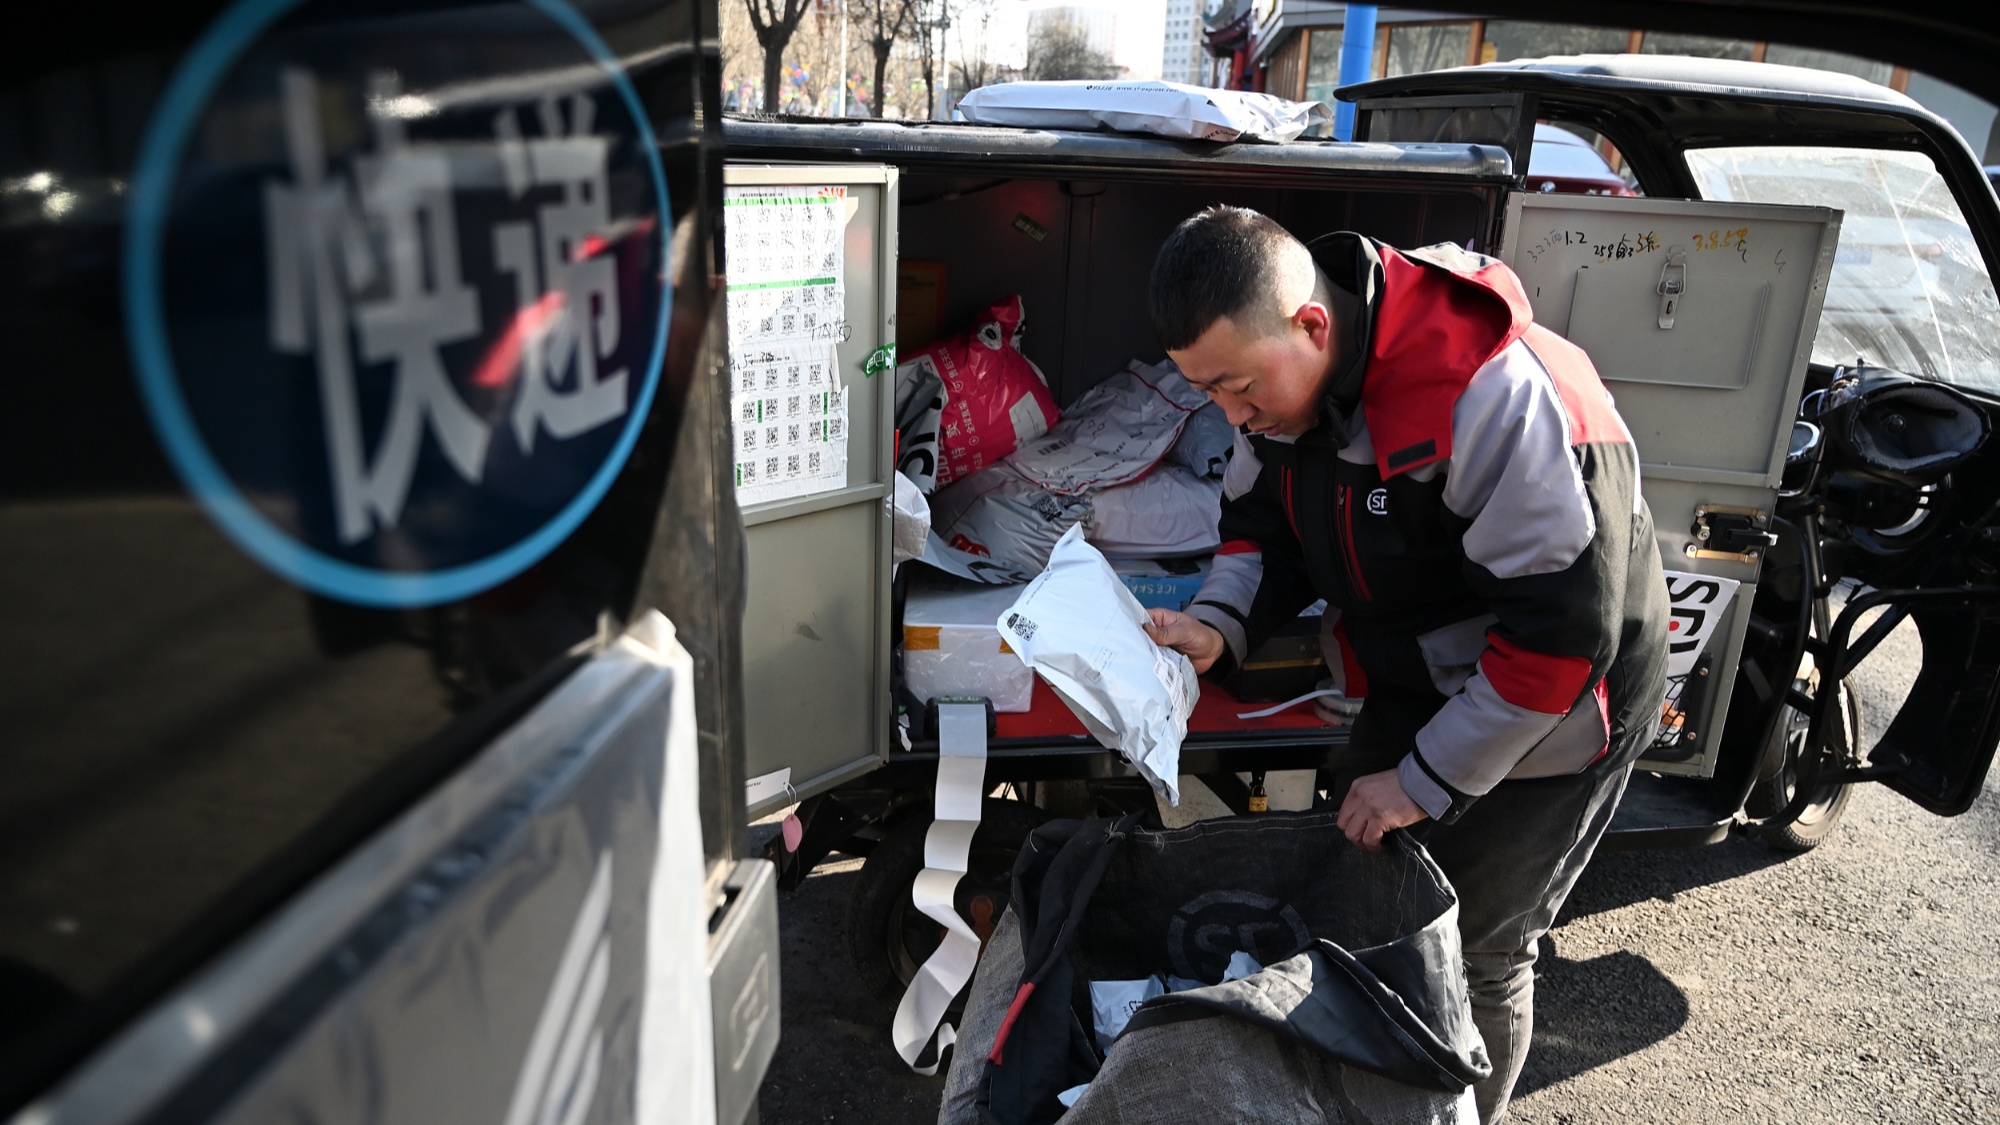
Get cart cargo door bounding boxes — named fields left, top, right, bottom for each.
left=1502, top=194, right=1840, bottom=778
left=724, top=164, right=898, bottom=818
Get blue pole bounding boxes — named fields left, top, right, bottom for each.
left=1334, top=5, right=1378, bottom=142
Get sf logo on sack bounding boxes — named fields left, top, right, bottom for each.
left=1165, top=889, right=1311, bottom=982
left=126, top=0, right=672, bottom=607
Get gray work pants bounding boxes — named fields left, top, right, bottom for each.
left=1330, top=737, right=1642, bottom=1124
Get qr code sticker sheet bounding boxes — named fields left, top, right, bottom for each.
left=728, top=341, right=849, bottom=505
left=723, top=185, right=851, bottom=505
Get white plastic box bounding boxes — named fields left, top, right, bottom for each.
left=903, top=576, right=1037, bottom=712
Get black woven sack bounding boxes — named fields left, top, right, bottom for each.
left=959, top=809, right=1490, bottom=1125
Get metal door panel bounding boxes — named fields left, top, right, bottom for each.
left=1503, top=193, right=1840, bottom=777
left=724, top=164, right=898, bottom=817
left=740, top=500, right=893, bottom=804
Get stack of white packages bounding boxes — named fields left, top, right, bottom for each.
left=957, top=80, right=1334, bottom=144
left=922, top=359, right=1231, bottom=583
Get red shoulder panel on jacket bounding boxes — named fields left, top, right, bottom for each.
left=1523, top=324, right=1628, bottom=447
left=1361, top=250, right=1533, bottom=479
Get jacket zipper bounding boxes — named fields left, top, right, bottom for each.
left=1338, top=484, right=1372, bottom=602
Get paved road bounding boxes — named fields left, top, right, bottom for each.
left=760, top=613, right=2000, bottom=1123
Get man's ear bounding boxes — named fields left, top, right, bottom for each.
left=1295, top=301, right=1335, bottom=352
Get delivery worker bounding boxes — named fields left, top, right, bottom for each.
left=1143, top=206, right=1668, bottom=1124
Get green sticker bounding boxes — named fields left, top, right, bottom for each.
left=1013, top=213, right=1048, bottom=242
left=864, top=344, right=897, bottom=377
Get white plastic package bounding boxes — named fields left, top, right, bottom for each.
left=928, top=462, right=1091, bottom=580
left=957, top=80, right=1334, bottom=144
left=892, top=470, right=932, bottom=566
left=1168, top=398, right=1234, bottom=479
left=915, top=528, right=1038, bottom=585
left=1087, top=464, right=1222, bottom=558
left=1090, top=976, right=1165, bottom=1054
left=997, top=525, right=1199, bottom=805
left=1006, top=360, right=1211, bottom=495
left=921, top=358, right=1222, bottom=581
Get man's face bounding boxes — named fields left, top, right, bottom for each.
left=1168, top=304, right=1336, bottom=438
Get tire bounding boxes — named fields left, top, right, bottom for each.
left=1748, top=676, right=1861, bottom=853
left=845, top=797, right=1047, bottom=1008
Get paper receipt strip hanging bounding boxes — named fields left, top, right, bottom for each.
left=891, top=702, right=991, bottom=1074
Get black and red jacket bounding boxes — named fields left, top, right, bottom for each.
left=1185, top=234, right=1668, bottom=822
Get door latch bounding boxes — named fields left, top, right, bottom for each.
left=1687, top=505, right=1777, bottom=562
left=1656, top=249, right=1687, bottom=330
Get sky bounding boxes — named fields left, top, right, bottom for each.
left=958, top=0, right=1170, bottom=81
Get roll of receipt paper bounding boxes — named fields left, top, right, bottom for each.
left=997, top=524, right=1197, bottom=805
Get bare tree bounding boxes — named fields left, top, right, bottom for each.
left=950, top=56, right=990, bottom=102
left=948, top=0, right=997, bottom=101
left=856, top=0, right=919, bottom=118
left=722, top=0, right=930, bottom=118
left=914, top=0, right=950, bottom=119
left=744, top=0, right=815, bottom=112
left=1025, top=12, right=1117, bottom=82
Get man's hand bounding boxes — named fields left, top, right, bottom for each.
left=1337, top=769, right=1429, bottom=852
left=1143, top=608, right=1225, bottom=674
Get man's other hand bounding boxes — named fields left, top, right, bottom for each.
left=1144, top=608, right=1225, bottom=674
left=1337, top=769, right=1429, bottom=852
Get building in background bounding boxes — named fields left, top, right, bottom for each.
left=1029, top=5, right=1119, bottom=60
left=1199, top=0, right=1275, bottom=90
left=1161, top=0, right=1210, bottom=85
left=1208, top=7, right=1999, bottom=162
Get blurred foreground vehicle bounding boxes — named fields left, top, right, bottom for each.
left=2, top=0, right=773, bottom=1122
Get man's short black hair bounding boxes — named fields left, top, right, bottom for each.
left=1149, top=205, right=1302, bottom=350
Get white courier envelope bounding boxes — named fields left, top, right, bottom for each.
left=957, top=80, right=1334, bottom=144
left=997, top=525, right=1198, bottom=804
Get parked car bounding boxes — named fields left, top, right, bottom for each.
left=0, top=3, right=771, bottom=1123
left=1528, top=121, right=1639, bottom=195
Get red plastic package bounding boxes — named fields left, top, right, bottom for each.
left=893, top=296, right=1060, bottom=492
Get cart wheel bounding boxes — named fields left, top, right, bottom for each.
left=1748, top=676, right=1861, bottom=853
left=845, top=798, right=1047, bottom=1007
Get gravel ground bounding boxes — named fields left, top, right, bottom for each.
left=760, top=613, right=2000, bottom=1123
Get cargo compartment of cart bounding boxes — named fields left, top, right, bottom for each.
left=722, top=122, right=1517, bottom=817
left=722, top=112, right=1842, bottom=843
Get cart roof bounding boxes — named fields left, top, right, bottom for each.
left=723, top=117, right=1511, bottom=181
left=1344, top=54, right=1924, bottom=112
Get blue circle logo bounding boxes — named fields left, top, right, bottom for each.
left=125, top=0, right=672, bottom=607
